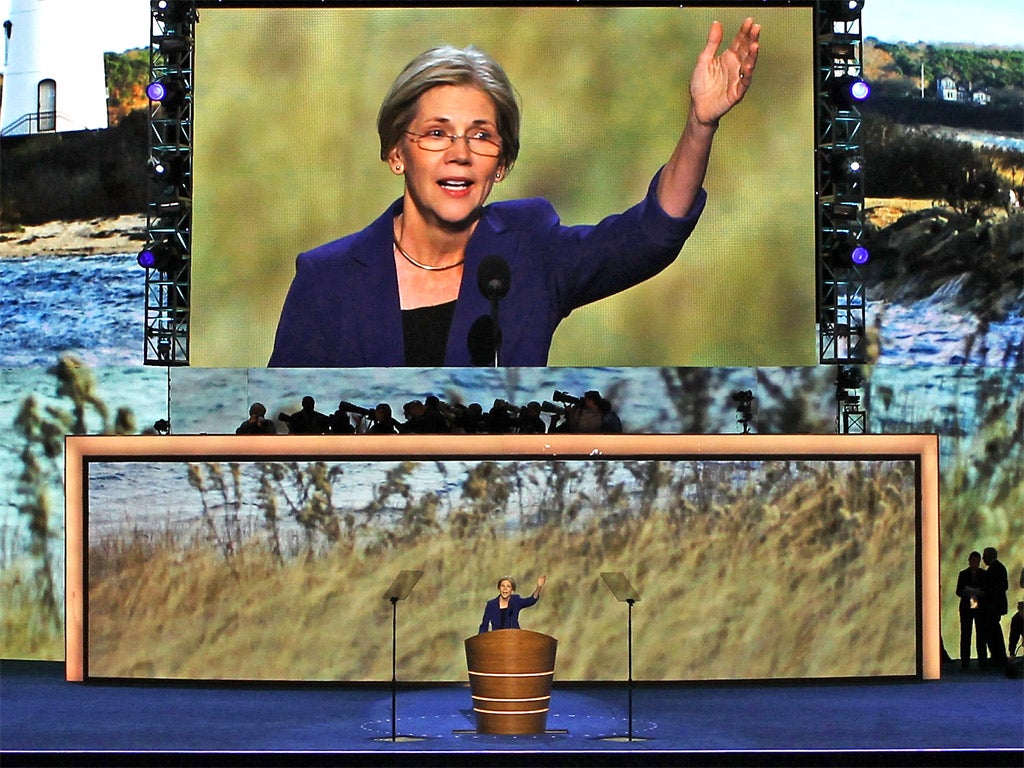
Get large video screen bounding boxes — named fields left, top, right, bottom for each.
left=190, top=4, right=816, bottom=367
left=80, top=446, right=922, bottom=682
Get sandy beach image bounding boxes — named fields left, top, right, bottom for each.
left=0, top=213, right=146, bottom=258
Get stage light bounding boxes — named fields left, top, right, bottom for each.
left=827, top=240, right=870, bottom=268
left=146, top=77, right=187, bottom=110
left=829, top=151, right=864, bottom=186
left=146, top=80, right=165, bottom=101
left=148, top=154, right=187, bottom=186
left=138, top=240, right=184, bottom=273
left=851, top=245, right=870, bottom=265
left=830, top=75, right=871, bottom=106
left=151, top=0, right=192, bottom=24
left=825, top=0, right=865, bottom=21
left=840, top=154, right=863, bottom=177
left=154, top=33, right=189, bottom=55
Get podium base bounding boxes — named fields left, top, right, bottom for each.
left=453, top=729, right=569, bottom=735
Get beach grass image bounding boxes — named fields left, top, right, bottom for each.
left=85, top=457, right=918, bottom=682
left=3, top=358, right=1020, bottom=670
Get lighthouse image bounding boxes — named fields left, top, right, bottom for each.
left=1, top=0, right=109, bottom=135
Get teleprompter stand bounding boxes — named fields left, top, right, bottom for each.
left=375, top=569, right=425, bottom=742
left=598, top=572, right=648, bottom=742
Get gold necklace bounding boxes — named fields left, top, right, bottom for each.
left=393, top=215, right=465, bottom=271
left=393, top=237, right=465, bottom=271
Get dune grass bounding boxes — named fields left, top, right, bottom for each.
left=0, top=561, right=63, bottom=660
left=85, top=458, right=918, bottom=682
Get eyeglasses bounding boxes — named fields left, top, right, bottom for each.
left=405, top=129, right=502, bottom=158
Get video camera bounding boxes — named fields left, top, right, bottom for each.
left=540, top=401, right=566, bottom=416
left=552, top=390, right=582, bottom=407
left=730, top=390, right=755, bottom=433
left=336, top=401, right=375, bottom=418
left=492, top=398, right=521, bottom=416
left=731, top=390, right=754, bottom=405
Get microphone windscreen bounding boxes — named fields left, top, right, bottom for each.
left=477, top=255, right=511, bottom=298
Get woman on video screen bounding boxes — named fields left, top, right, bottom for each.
left=269, top=18, right=760, bottom=367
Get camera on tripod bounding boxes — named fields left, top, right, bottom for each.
left=540, top=401, right=566, bottom=416
left=492, top=398, right=521, bottom=417
left=730, top=390, right=755, bottom=433
left=731, top=390, right=753, bottom=406
left=552, top=390, right=582, bottom=407
left=337, top=401, right=375, bottom=418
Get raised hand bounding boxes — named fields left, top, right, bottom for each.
left=689, top=17, right=761, bottom=128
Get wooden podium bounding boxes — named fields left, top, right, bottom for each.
left=464, top=629, right=557, bottom=734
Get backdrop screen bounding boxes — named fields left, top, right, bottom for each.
left=83, top=454, right=919, bottom=682
left=190, top=4, right=817, bottom=367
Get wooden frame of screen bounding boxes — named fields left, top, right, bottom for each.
left=65, top=433, right=940, bottom=682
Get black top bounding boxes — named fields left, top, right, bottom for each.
left=402, top=301, right=456, bottom=366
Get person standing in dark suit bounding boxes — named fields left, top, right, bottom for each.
left=980, top=546, right=1009, bottom=667
left=955, top=551, right=987, bottom=670
left=283, top=396, right=331, bottom=435
left=1009, top=601, right=1023, bottom=660
left=479, top=574, right=546, bottom=633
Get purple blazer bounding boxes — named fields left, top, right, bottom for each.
left=479, top=593, right=539, bottom=633
left=269, top=173, right=706, bottom=367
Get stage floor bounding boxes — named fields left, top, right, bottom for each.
left=1, top=660, right=1021, bottom=766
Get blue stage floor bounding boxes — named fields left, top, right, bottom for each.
left=1, top=660, right=1021, bottom=766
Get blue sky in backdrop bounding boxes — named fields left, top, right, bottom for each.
left=1, top=1, right=148, bottom=72
left=861, top=0, right=1023, bottom=47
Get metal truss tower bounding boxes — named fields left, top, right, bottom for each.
left=815, top=0, right=868, bottom=433
left=142, top=0, right=196, bottom=365
left=140, top=0, right=872, bottom=435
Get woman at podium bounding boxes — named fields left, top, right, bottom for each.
left=479, top=574, right=546, bottom=632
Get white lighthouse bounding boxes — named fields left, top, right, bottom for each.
left=1, top=0, right=109, bottom=135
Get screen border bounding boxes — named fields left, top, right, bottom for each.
left=66, top=432, right=940, bottom=682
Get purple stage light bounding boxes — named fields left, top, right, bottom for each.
left=830, top=75, right=871, bottom=107
left=146, top=80, right=167, bottom=102
left=138, top=241, right=183, bottom=272
left=850, top=79, right=871, bottom=102
left=851, top=246, right=870, bottom=265
left=147, top=77, right=186, bottom=108
left=138, top=248, right=157, bottom=269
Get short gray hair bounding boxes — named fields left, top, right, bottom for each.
left=377, top=45, right=521, bottom=170
left=497, top=575, right=517, bottom=591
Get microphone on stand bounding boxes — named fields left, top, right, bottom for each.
left=475, top=255, right=510, bottom=366
left=468, top=316, right=501, bottom=367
